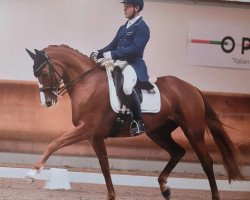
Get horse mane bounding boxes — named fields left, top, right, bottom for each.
left=43, top=44, right=99, bottom=67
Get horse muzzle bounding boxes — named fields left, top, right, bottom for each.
left=37, top=83, right=58, bottom=107
left=40, top=92, right=57, bottom=107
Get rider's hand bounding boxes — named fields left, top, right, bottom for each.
left=103, top=51, right=112, bottom=60
left=90, top=51, right=98, bottom=61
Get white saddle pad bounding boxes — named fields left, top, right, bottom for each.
left=105, top=64, right=161, bottom=113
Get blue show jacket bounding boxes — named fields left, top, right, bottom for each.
left=98, top=17, right=150, bottom=82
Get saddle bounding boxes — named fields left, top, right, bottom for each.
left=111, top=66, right=155, bottom=107
left=104, top=62, right=161, bottom=136
left=105, top=60, right=161, bottom=112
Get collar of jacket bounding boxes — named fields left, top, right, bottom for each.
left=119, top=17, right=143, bottom=37
left=126, top=16, right=143, bottom=30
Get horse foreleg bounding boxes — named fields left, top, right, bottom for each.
left=147, top=123, right=186, bottom=200
left=26, top=123, right=88, bottom=180
left=91, top=137, right=116, bottom=200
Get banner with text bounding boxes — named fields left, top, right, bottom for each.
left=187, top=20, right=250, bottom=69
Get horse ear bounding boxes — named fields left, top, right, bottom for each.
left=25, top=48, right=36, bottom=60
left=34, top=49, right=40, bottom=55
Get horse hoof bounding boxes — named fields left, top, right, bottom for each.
left=23, top=175, right=35, bottom=183
left=23, top=169, right=37, bottom=182
left=162, top=186, right=171, bottom=200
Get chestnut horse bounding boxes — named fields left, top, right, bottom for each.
left=25, top=45, right=244, bottom=200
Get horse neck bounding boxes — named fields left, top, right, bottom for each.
left=48, top=49, right=94, bottom=84
left=66, top=56, right=93, bottom=83
left=63, top=60, right=92, bottom=85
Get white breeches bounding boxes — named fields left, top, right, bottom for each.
left=122, top=65, right=137, bottom=95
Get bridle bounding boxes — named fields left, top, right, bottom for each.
left=38, top=57, right=62, bottom=97
left=38, top=53, right=99, bottom=97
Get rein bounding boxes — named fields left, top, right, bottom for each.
left=56, top=58, right=106, bottom=96
left=58, top=65, right=99, bottom=96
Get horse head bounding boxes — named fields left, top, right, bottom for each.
left=26, top=48, right=64, bottom=107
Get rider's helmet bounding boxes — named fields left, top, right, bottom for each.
left=121, top=0, right=144, bottom=12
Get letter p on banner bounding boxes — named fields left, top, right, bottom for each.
left=242, top=38, right=250, bottom=54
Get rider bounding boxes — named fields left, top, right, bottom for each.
left=91, top=0, right=150, bottom=136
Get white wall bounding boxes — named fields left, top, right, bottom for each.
left=0, top=0, right=250, bottom=94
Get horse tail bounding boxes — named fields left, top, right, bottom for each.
left=199, top=91, right=245, bottom=182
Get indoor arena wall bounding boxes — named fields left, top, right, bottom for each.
left=0, top=80, right=249, bottom=164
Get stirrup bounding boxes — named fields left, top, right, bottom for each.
left=130, top=120, right=145, bottom=136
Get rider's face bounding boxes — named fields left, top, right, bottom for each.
left=123, top=4, right=137, bottom=19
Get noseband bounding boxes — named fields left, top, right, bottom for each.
left=38, top=52, right=99, bottom=97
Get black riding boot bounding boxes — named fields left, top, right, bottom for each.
left=125, top=91, right=145, bottom=136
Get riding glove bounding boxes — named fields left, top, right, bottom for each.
left=103, top=51, right=112, bottom=60
left=90, top=51, right=98, bottom=61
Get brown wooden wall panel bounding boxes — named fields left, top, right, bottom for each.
left=0, top=80, right=249, bottom=164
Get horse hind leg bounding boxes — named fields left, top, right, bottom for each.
left=183, top=125, right=220, bottom=200
left=147, top=121, right=186, bottom=200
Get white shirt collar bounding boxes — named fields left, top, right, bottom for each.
left=126, top=15, right=141, bottom=29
